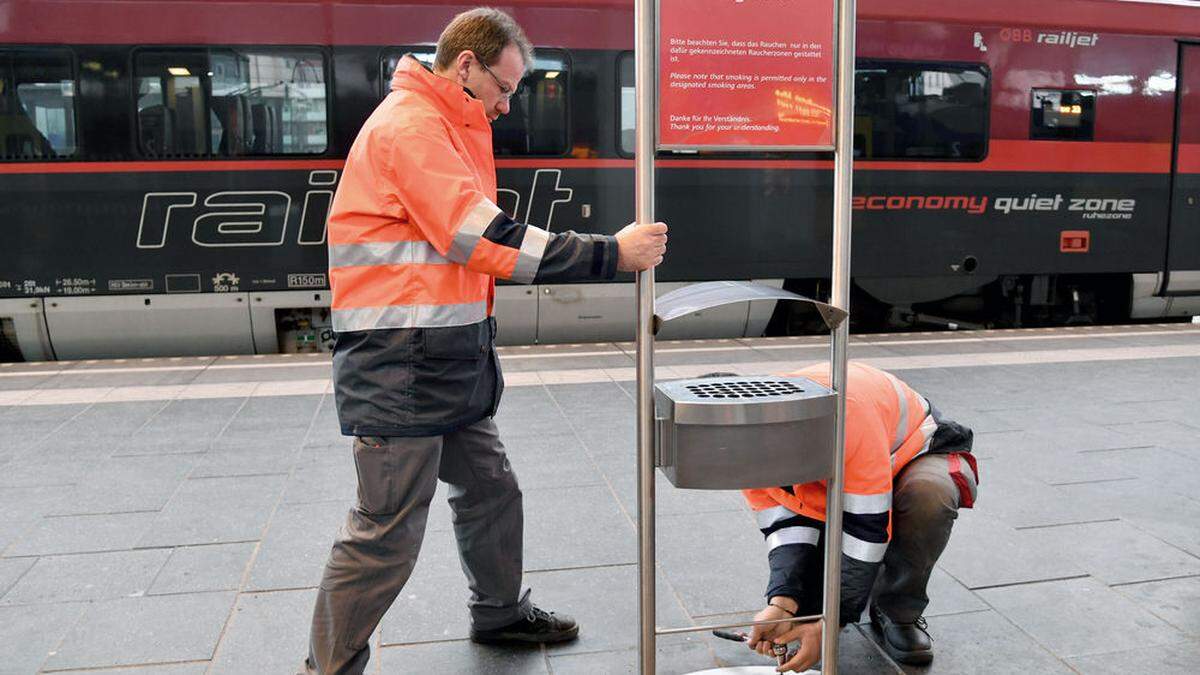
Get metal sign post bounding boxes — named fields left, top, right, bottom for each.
left=634, top=0, right=658, bottom=671
left=821, top=0, right=858, bottom=669
left=635, top=0, right=856, bottom=672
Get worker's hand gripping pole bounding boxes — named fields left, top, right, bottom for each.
left=634, top=0, right=656, bottom=673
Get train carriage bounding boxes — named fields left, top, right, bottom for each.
left=0, top=0, right=1198, bottom=359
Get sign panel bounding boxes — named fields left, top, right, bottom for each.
left=658, top=0, right=836, bottom=151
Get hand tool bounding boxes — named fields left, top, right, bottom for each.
left=711, top=629, right=790, bottom=667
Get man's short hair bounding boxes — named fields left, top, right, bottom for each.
left=434, top=7, right=534, bottom=71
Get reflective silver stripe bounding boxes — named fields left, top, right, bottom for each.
left=842, top=532, right=888, bottom=563
left=766, top=526, right=821, bottom=551
left=756, top=504, right=800, bottom=530
left=510, top=225, right=550, bottom=284
left=843, top=492, right=891, bottom=515
left=448, top=198, right=503, bottom=265
left=331, top=301, right=487, bottom=332
left=328, top=240, right=449, bottom=269
left=918, top=393, right=931, bottom=417
left=907, top=415, right=940, bottom=465
left=919, top=415, right=938, bottom=446
left=885, top=373, right=909, bottom=453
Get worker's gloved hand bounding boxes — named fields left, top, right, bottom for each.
left=615, top=221, right=668, bottom=272
left=747, top=601, right=795, bottom=658
left=772, top=619, right=823, bottom=673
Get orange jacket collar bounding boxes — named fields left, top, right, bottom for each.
left=390, top=54, right=489, bottom=129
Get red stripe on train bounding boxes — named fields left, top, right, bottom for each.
left=1177, top=144, right=1200, bottom=175
left=0, top=141, right=1181, bottom=175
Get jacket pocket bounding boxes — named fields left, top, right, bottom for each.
left=423, top=323, right=487, bottom=360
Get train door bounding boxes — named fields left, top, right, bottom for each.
left=1166, top=44, right=1200, bottom=294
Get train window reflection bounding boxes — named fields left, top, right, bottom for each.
left=135, top=48, right=328, bottom=158
left=0, top=50, right=77, bottom=161
left=383, top=48, right=570, bottom=156
left=854, top=62, right=989, bottom=161
left=1031, top=89, right=1096, bottom=141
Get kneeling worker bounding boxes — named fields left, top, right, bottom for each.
left=743, top=362, right=977, bottom=671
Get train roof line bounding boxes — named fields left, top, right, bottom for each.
left=2, top=0, right=1196, bottom=45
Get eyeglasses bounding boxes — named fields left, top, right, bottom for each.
left=475, top=55, right=521, bottom=102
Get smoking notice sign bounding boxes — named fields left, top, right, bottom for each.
left=658, top=0, right=836, bottom=151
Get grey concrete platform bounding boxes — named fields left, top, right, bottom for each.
left=2, top=323, right=1199, bottom=673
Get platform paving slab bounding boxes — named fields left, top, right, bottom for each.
left=136, top=473, right=287, bottom=548
left=1022, top=519, right=1200, bottom=586
left=1112, top=576, right=1200, bottom=636
left=245, top=499, right=351, bottom=592
left=890, top=609, right=1076, bottom=675
left=935, top=512, right=1088, bottom=590
left=4, top=511, right=159, bottom=557
left=207, top=588, right=318, bottom=675
left=379, top=640, right=551, bottom=675
left=148, top=542, right=258, bottom=595
left=0, top=456, right=104, bottom=490
left=977, top=576, right=1185, bottom=658
left=1057, top=478, right=1200, bottom=558
left=521, top=485, right=637, bottom=571
left=189, top=445, right=299, bottom=479
left=41, top=590, right=236, bottom=671
left=505, top=434, right=608, bottom=490
left=0, top=602, right=86, bottom=675
left=282, top=455, right=357, bottom=505
left=543, top=639, right=716, bottom=675
left=0, top=548, right=171, bottom=606
left=653, top=510, right=767, bottom=618
left=1065, top=638, right=1200, bottom=674
left=0, top=484, right=74, bottom=524
left=529, top=565, right=695, bottom=658
left=44, top=453, right=199, bottom=517
left=0, top=557, right=35, bottom=597
left=48, top=664, right=210, bottom=675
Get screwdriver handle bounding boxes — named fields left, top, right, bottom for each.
left=711, top=629, right=748, bottom=643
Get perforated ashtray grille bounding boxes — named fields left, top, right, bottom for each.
left=684, top=380, right=805, bottom=400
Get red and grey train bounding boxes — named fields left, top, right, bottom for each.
left=1, top=0, right=1197, bottom=360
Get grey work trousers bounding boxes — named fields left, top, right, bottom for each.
left=872, top=452, right=979, bottom=623
left=305, top=418, right=531, bottom=675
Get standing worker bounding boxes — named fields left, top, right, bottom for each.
left=740, top=362, right=977, bottom=672
left=303, top=8, right=668, bottom=674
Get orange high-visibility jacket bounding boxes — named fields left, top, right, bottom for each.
left=744, top=362, right=976, bottom=621
left=327, top=55, right=619, bottom=437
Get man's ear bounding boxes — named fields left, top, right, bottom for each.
left=453, top=50, right=474, bottom=84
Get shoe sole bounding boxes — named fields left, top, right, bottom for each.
left=470, top=625, right=580, bottom=645
left=883, top=645, right=933, bottom=666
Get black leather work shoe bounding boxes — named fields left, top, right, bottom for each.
left=869, top=604, right=934, bottom=665
left=470, top=606, right=579, bottom=645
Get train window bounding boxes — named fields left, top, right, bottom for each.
left=618, top=52, right=634, bottom=155
left=854, top=62, right=989, bottom=160
left=1030, top=89, right=1095, bottom=141
left=383, top=48, right=570, bottom=156
left=134, top=48, right=327, bottom=158
left=0, top=50, right=77, bottom=161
